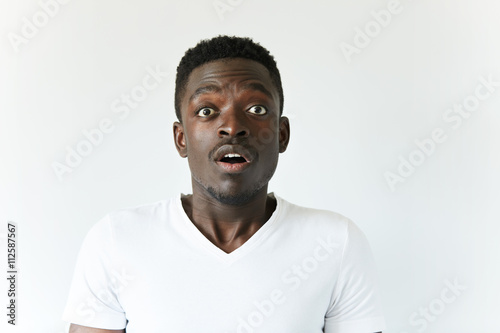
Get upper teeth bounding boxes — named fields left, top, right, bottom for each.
left=224, top=153, right=241, bottom=158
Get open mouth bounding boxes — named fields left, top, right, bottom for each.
left=219, top=153, right=248, bottom=164
left=215, top=150, right=252, bottom=173
left=213, top=145, right=254, bottom=173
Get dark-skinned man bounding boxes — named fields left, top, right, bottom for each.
left=63, top=36, right=385, bottom=333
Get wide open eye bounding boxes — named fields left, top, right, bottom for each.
left=247, top=105, right=267, bottom=115
left=196, top=107, right=216, bottom=117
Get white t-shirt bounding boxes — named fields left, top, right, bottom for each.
left=63, top=194, right=386, bottom=333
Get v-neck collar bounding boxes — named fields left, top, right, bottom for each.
left=173, top=193, right=284, bottom=264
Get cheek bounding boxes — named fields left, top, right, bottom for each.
left=252, top=125, right=281, bottom=155
left=185, top=129, right=212, bottom=163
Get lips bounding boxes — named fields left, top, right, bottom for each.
left=213, top=145, right=255, bottom=173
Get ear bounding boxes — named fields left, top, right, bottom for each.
left=173, top=121, right=188, bottom=158
left=278, top=116, right=290, bottom=153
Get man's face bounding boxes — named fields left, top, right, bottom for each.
left=173, top=58, right=290, bottom=205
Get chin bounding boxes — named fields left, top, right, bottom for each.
left=206, top=185, right=263, bottom=206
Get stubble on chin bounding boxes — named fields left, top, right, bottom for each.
left=206, top=185, right=261, bottom=206
left=195, top=168, right=275, bottom=206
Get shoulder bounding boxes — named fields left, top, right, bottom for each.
left=277, top=195, right=355, bottom=236
left=277, top=195, right=374, bottom=249
left=275, top=196, right=375, bottom=269
left=107, top=198, right=171, bottom=226
left=274, top=195, right=372, bottom=256
left=86, top=197, right=175, bottom=243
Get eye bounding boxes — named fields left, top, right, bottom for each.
left=247, top=105, right=267, bottom=115
left=196, top=107, right=216, bottom=117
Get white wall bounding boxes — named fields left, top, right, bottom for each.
left=1, top=0, right=499, bottom=332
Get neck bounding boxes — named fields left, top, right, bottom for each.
left=181, top=182, right=276, bottom=253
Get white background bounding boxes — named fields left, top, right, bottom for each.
left=1, top=0, right=499, bottom=332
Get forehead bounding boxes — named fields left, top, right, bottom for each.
left=188, top=58, right=273, bottom=84
left=183, top=58, right=278, bottom=101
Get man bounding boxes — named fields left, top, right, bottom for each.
left=63, top=36, right=385, bottom=333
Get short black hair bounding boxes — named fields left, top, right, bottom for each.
left=174, top=35, right=284, bottom=121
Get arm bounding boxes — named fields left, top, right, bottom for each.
left=63, top=218, right=127, bottom=331
left=69, top=324, right=125, bottom=333
left=323, top=221, right=386, bottom=333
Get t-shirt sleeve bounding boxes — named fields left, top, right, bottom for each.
left=62, top=215, right=127, bottom=329
left=324, top=220, right=386, bottom=333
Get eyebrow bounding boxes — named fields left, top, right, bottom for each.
left=240, top=82, right=274, bottom=100
left=188, top=82, right=274, bottom=103
left=189, top=85, right=223, bottom=102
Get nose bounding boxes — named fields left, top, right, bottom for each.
left=217, top=109, right=249, bottom=138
